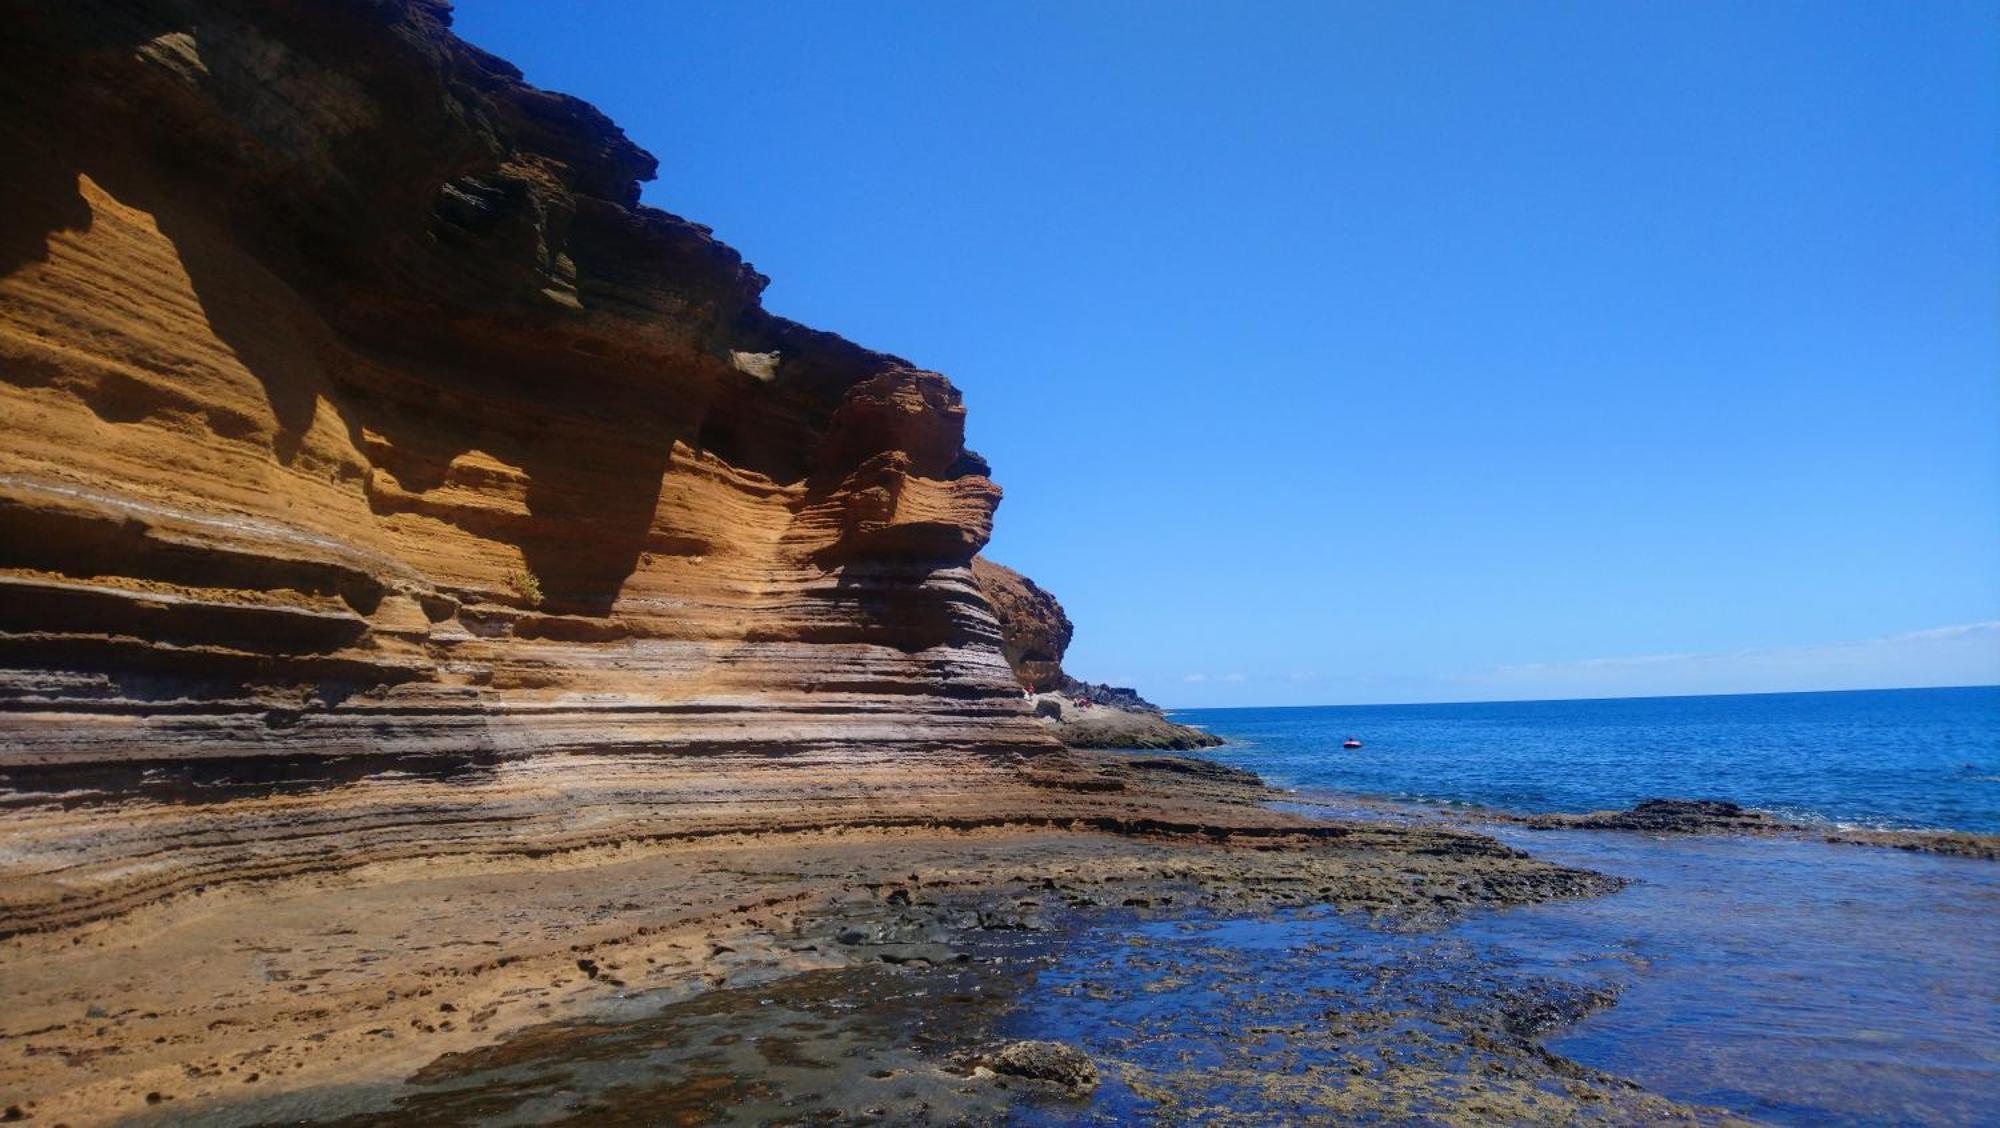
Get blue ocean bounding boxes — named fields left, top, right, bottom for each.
left=1131, top=685, right=2000, bottom=1124
left=1175, top=685, right=2000, bottom=833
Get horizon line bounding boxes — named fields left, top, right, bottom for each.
left=1165, top=680, right=2000, bottom=714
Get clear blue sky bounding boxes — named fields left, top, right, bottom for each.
left=451, top=1, right=1999, bottom=706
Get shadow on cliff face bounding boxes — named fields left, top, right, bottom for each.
left=3, top=148, right=343, bottom=470
left=0, top=0, right=191, bottom=275
left=0, top=7, right=684, bottom=617
left=1, top=141, right=676, bottom=615
left=1, top=3, right=1004, bottom=625
left=0, top=130, right=94, bottom=278
left=0, top=0, right=175, bottom=277
left=165, top=186, right=681, bottom=616
left=514, top=428, right=676, bottom=618
left=0, top=4, right=329, bottom=459
left=808, top=562, right=969, bottom=655
left=0, top=750, right=503, bottom=810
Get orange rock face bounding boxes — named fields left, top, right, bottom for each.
left=0, top=0, right=1060, bottom=911
left=970, top=558, right=1075, bottom=693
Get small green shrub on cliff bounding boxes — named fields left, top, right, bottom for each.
left=508, top=566, right=543, bottom=606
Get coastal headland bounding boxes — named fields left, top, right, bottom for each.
left=0, top=3, right=1897, bottom=1125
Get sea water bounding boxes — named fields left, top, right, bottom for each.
left=1109, top=686, right=2000, bottom=1124
left=1174, top=685, right=2000, bottom=832
left=1488, top=827, right=2000, bottom=1125
left=995, top=822, right=2000, bottom=1125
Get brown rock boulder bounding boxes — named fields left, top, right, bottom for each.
left=969, top=558, right=1073, bottom=692
left=977, top=1040, right=1099, bottom=1092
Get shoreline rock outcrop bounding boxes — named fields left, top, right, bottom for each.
left=971, top=558, right=1224, bottom=750
left=1507, top=798, right=2000, bottom=860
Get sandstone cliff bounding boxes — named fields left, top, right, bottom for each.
left=0, top=12, right=1664, bottom=1126
left=972, top=558, right=1224, bottom=750
left=0, top=0, right=1090, bottom=932
left=969, top=557, right=1072, bottom=693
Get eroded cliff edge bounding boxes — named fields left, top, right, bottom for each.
left=0, top=0, right=1106, bottom=931
left=972, top=558, right=1224, bottom=750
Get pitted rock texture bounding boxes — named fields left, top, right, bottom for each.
left=0, top=0, right=1078, bottom=926
left=972, top=558, right=1223, bottom=750
left=1499, top=799, right=2000, bottom=860
left=969, top=558, right=1072, bottom=693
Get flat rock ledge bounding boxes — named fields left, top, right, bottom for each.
left=1028, top=692, right=1226, bottom=750
left=1508, top=798, right=2000, bottom=861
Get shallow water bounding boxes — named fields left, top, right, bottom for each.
left=1177, top=686, right=2000, bottom=832
left=996, top=907, right=1654, bottom=1125
left=1484, top=826, right=2000, bottom=1126
left=280, top=899, right=1672, bottom=1127
left=1168, top=691, right=2000, bottom=1123
left=994, top=822, right=2000, bottom=1125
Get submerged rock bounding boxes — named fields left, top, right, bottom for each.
left=1511, top=798, right=2000, bottom=860
left=1527, top=798, right=1786, bottom=834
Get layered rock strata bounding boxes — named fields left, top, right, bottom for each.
left=0, top=0, right=1080, bottom=928
left=0, top=754, right=1622, bottom=1126
left=972, top=557, right=1224, bottom=749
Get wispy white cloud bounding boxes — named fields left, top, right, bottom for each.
left=1454, top=621, right=2000, bottom=700
left=1894, top=621, right=2000, bottom=642
left=1153, top=623, right=1999, bottom=708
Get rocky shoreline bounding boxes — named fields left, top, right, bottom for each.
left=1499, top=797, right=2000, bottom=860
left=0, top=751, right=1753, bottom=1127
left=1023, top=691, right=1227, bottom=751
left=970, top=557, right=1225, bottom=751
left=228, top=858, right=1734, bottom=1126
left=1381, top=796, right=2000, bottom=861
